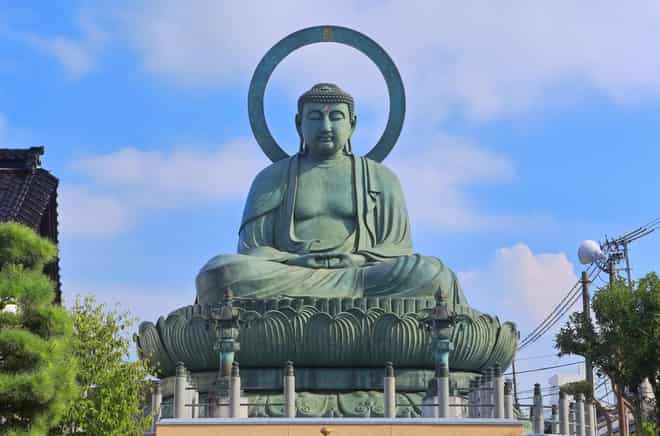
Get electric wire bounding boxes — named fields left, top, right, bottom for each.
left=514, top=353, right=560, bottom=362
left=503, top=361, right=582, bottom=376
left=517, top=385, right=561, bottom=395
left=518, top=265, right=599, bottom=350
left=517, top=263, right=595, bottom=349
left=517, top=215, right=658, bottom=353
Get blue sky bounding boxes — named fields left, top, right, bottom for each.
left=2, top=1, right=659, bottom=399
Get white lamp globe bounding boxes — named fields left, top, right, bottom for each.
left=578, top=240, right=604, bottom=265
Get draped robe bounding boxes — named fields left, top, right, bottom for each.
left=195, top=155, right=467, bottom=306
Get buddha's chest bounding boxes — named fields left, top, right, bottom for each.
left=294, top=163, right=356, bottom=220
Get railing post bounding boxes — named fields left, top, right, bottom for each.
left=551, top=404, right=559, bottom=434
left=569, top=402, right=576, bottom=435
left=575, top=393, right=585, bottom=436
left=230, top=362, right=241, bottom=418
left=174, top=362, right=186, bottom=419
left=493, top=365, right=504, bottom=419
left=585, top=399, right=595, bottom=436
left=533, top=383, right=544, bottom=434
left=284, top=361, right=296, bottom=418
left=504, top=379, right=513, bottom=419
left=489, top=367, right=497, bottom=418
left=191, top=388, right=199, bottom=419
left=468, top=379, right=476, bottom=418
left=151, top=379, right=162, bottom=430
left=383, top=362, right=396, bottom=418
left=438, top=363, right=450, bottom=418
left=477, top=376, right=484, bottom=418
left=559, top=391, right=569, bottom=435
left=207, top=388, right=222, bottom=418
left=187, top=372, right=197, bottom=419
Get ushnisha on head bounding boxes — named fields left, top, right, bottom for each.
left=295, top=83, right=357, bottom=158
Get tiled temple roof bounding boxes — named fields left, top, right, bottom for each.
left=0, top=146, right=58, bottom=227
left=0, top=146, right=61, bottom=303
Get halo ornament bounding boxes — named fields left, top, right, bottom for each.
left=248, top=25, right=405, bottom=163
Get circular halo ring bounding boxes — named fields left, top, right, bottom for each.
left=248, top=25, right=405, bottom=163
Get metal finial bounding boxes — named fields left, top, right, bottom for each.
left=385, top=361, right=394, bottom=377
left=285, top=361, right=295, bottom=376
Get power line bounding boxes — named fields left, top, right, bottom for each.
left=518, top=391, right=561, bottom=401
left=518, top=265, right=599, bottom=350
left=515, top=353, right=560, bottom=362
left=504, top=361, right=582, bottom=376
left=517, top=385, right=561, bottom=395
left=517, top=215, right=659, bottom=353
left=517, top=264, right=593, bottom=349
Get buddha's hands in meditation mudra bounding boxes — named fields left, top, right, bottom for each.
left=284, top=253, right=368, bottom=269
left=195, top=84, right=467, bottom=305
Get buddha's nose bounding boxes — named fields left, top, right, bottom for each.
left=321, top=116, right=332, bottom=131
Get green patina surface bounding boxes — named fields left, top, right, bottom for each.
left=136, top=29, right=520, bottom=410
left=137, top=297, right=517, bottom=377
left=196, top=84, right=467, bottom=306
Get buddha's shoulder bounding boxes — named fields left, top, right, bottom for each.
left=250, top=157, right=291, bottom=190
left=242, top=157, right=292, bottom=224
left=362, top=157, right=403, bottom=190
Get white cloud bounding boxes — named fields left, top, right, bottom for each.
left=391, top=134, right=514, bottom=231
left=459, top=244, right=578, bottom=326
left=24, top=12, right=106, bottom=78
left=63, top=134, right=516, bottom=236
left=71, top=139, right=268, bottom=207
left=61, top=139, right=267, bottom=238
left=58, top=185, right=133, bottom=238
left=120, top=1, right=660, bottom=120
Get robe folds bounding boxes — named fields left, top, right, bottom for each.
left=196, top=155, right=467, bottom=306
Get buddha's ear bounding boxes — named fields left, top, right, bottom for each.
left=295, top=113, right=302, bottom=136
left=350, top=114, right=357, bottom=135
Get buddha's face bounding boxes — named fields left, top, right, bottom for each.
left=299, top=102, right=355, bottom=158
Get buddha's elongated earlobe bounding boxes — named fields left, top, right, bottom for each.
left=344, top=139, right=353, bottom=155
left=295, top=113, right=306, bottom=155
left=344, top=114, right=356, bottom=155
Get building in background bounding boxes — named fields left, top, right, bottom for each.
left=548, top=364, right=585, bottom=405
left=0, top=146, right=61, bottom=304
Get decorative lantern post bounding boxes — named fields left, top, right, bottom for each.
left=420, top=297, right=470, bottom=374
left=209, top=289, right=242, bottom=378
left=420, top=296, right=471, bottom=417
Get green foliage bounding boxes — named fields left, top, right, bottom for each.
left=0, top=222, right=57, bottom=271
left=560, top=380, right=594, bottom=399
left=56, top=295, right=153, bottom=436
left=0, top=222, right=77, bottom=435
left=556, top=272, right=660, bottom=429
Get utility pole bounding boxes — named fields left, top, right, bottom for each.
left=580, top=271, right=594, bottom=393
left=622, top=240, right=633, bottom=289
left=609, top=259, right=629, bottom=436
left=511, top=359, right=519, bottom=409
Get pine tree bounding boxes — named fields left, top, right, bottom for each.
left=0, top=222, right=78, bottom=435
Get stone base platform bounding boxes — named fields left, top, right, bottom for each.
left=156, top=418, right=523, bottom=436
left=157, top=369, right=480, bottom=418
left=159, top=368, right=479, bottom=396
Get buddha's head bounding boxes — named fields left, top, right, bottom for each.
left=296, top=83, right=357, bottom=158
